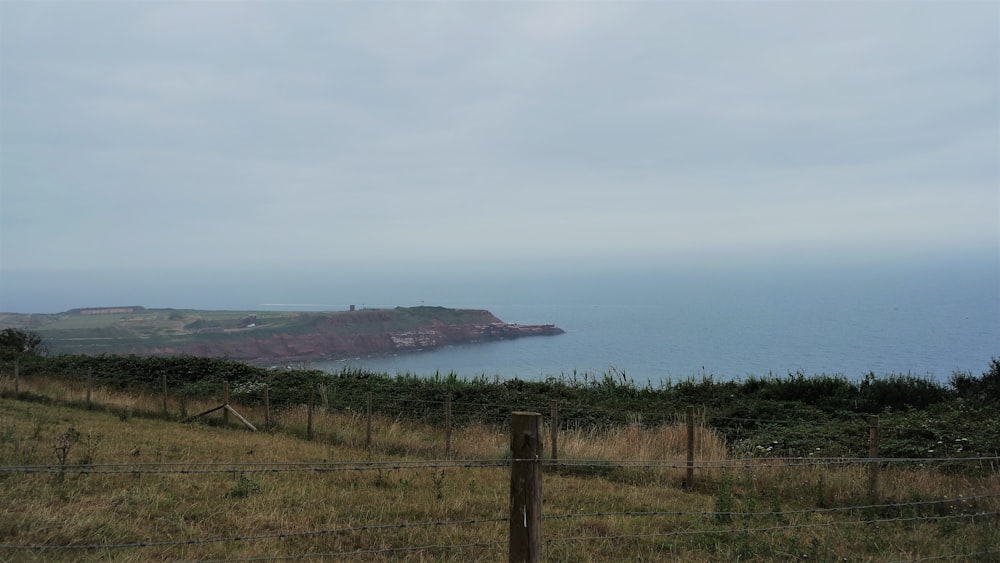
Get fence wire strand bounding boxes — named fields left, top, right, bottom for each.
left=542, top=494, right=1000, bottom=522
left=0, top=516, right=507, bottom=552
left=545, top=510, right=1000, bottom=545
left=530, top=456, right=1000, bottom=468
left=205, top=540, right=508, bottom=562
left=14, top=454, right=989, bottom=476
left=887, top=549, right=1000, bottom=562
left=0, top=459, right=509, bottom=475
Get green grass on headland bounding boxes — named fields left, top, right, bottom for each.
left=0, top=306, right=505, bottom=358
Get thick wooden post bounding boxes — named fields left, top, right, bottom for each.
left=223, top=381, right=230, bottom=426
left=686, top=406, right=695, bottom=488
left=14, top=358, right=19, bottom=394
left=161, top=373, right=168, bottom=417
left=445, top=395, right=452, bottom=457
left=307, top=387, right=314, bottom=441
left=263, top=384, right=270, bottom=430
left=366, top=392, right=373, bottom=448
left=86, top=368, right=93, bottom=409
left=550, top=401, right=558, bottom=462
left=868, top=415, right=880, bottom=502
left=509, top=412, right=542, bottom=563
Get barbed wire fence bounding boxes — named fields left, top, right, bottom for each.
left=1, top=368, right=999, bottom=560
left=0, top=456, right=997, bottom=559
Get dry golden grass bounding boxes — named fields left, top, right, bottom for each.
left=1, top=375, right=998, bottom=561
left=557, top=421, right=726, bottom=462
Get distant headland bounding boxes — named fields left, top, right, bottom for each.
left=0, top=306, right=564, bottom=364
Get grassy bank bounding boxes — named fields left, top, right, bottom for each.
left=1, top=384, right=998, bottom=561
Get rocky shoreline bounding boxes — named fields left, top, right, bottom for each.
left=184, top=319, right=565, bottom=364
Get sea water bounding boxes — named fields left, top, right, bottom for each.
left=312, top=257, right=1000, bottom=385
left=6, top=255, right=993, bottom=384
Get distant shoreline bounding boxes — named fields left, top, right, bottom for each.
left=0, top=306, right=564, bottom=364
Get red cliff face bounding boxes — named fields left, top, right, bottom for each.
left=120, top=308, right=563, bottom=364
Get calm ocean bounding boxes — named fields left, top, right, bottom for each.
left=311, top=257, right=1000, bottom=385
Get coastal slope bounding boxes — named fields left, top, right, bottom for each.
left=0, top=306, right=564, bottom=364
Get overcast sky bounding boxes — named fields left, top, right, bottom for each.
left=1, top=1, right=998, bottom=290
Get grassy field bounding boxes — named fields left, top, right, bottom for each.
left=1, top=374, right=998, bottom=562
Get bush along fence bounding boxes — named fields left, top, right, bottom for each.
left=2, top=358, right=999, bottom=462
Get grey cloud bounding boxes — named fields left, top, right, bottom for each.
left=1, top=1, right=996, bottom=275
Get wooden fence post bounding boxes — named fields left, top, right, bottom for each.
left=510, top=412, right=542, bottom=563
left=868, top=415, right=880, bottom=502
left=263, top=384, right=270, bottom=430
left=686, top=406, right=695, bottom=489
left=307, top=387, right=314, bottom=441
left=223, top=381, right=230, bottom=426
left=14, top=358, right=19, bottom=394
left=366, top=392, right=372, bottom=448
left=161, top=373, right=168, bottom=417
left=445, top=395, right=452, bottom=457
left=86, top=368, right=93, bottom=409
left=550, top=401, right=558, bottom=463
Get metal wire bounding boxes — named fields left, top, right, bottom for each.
left=0, top=459, right=510, bottom=475
left=0, top=516, right=507, bottom=552
left=204, top=540, right=507, bottom=562
left=544, top=510, right=1000, bottom=545
left=521, top=456, right=1000, bottom=468
left=886, top=549, right=1000, bottom=562
left=542, top=494, right=1000, bottom=522
left=2, top=453, right=993, bottom=475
